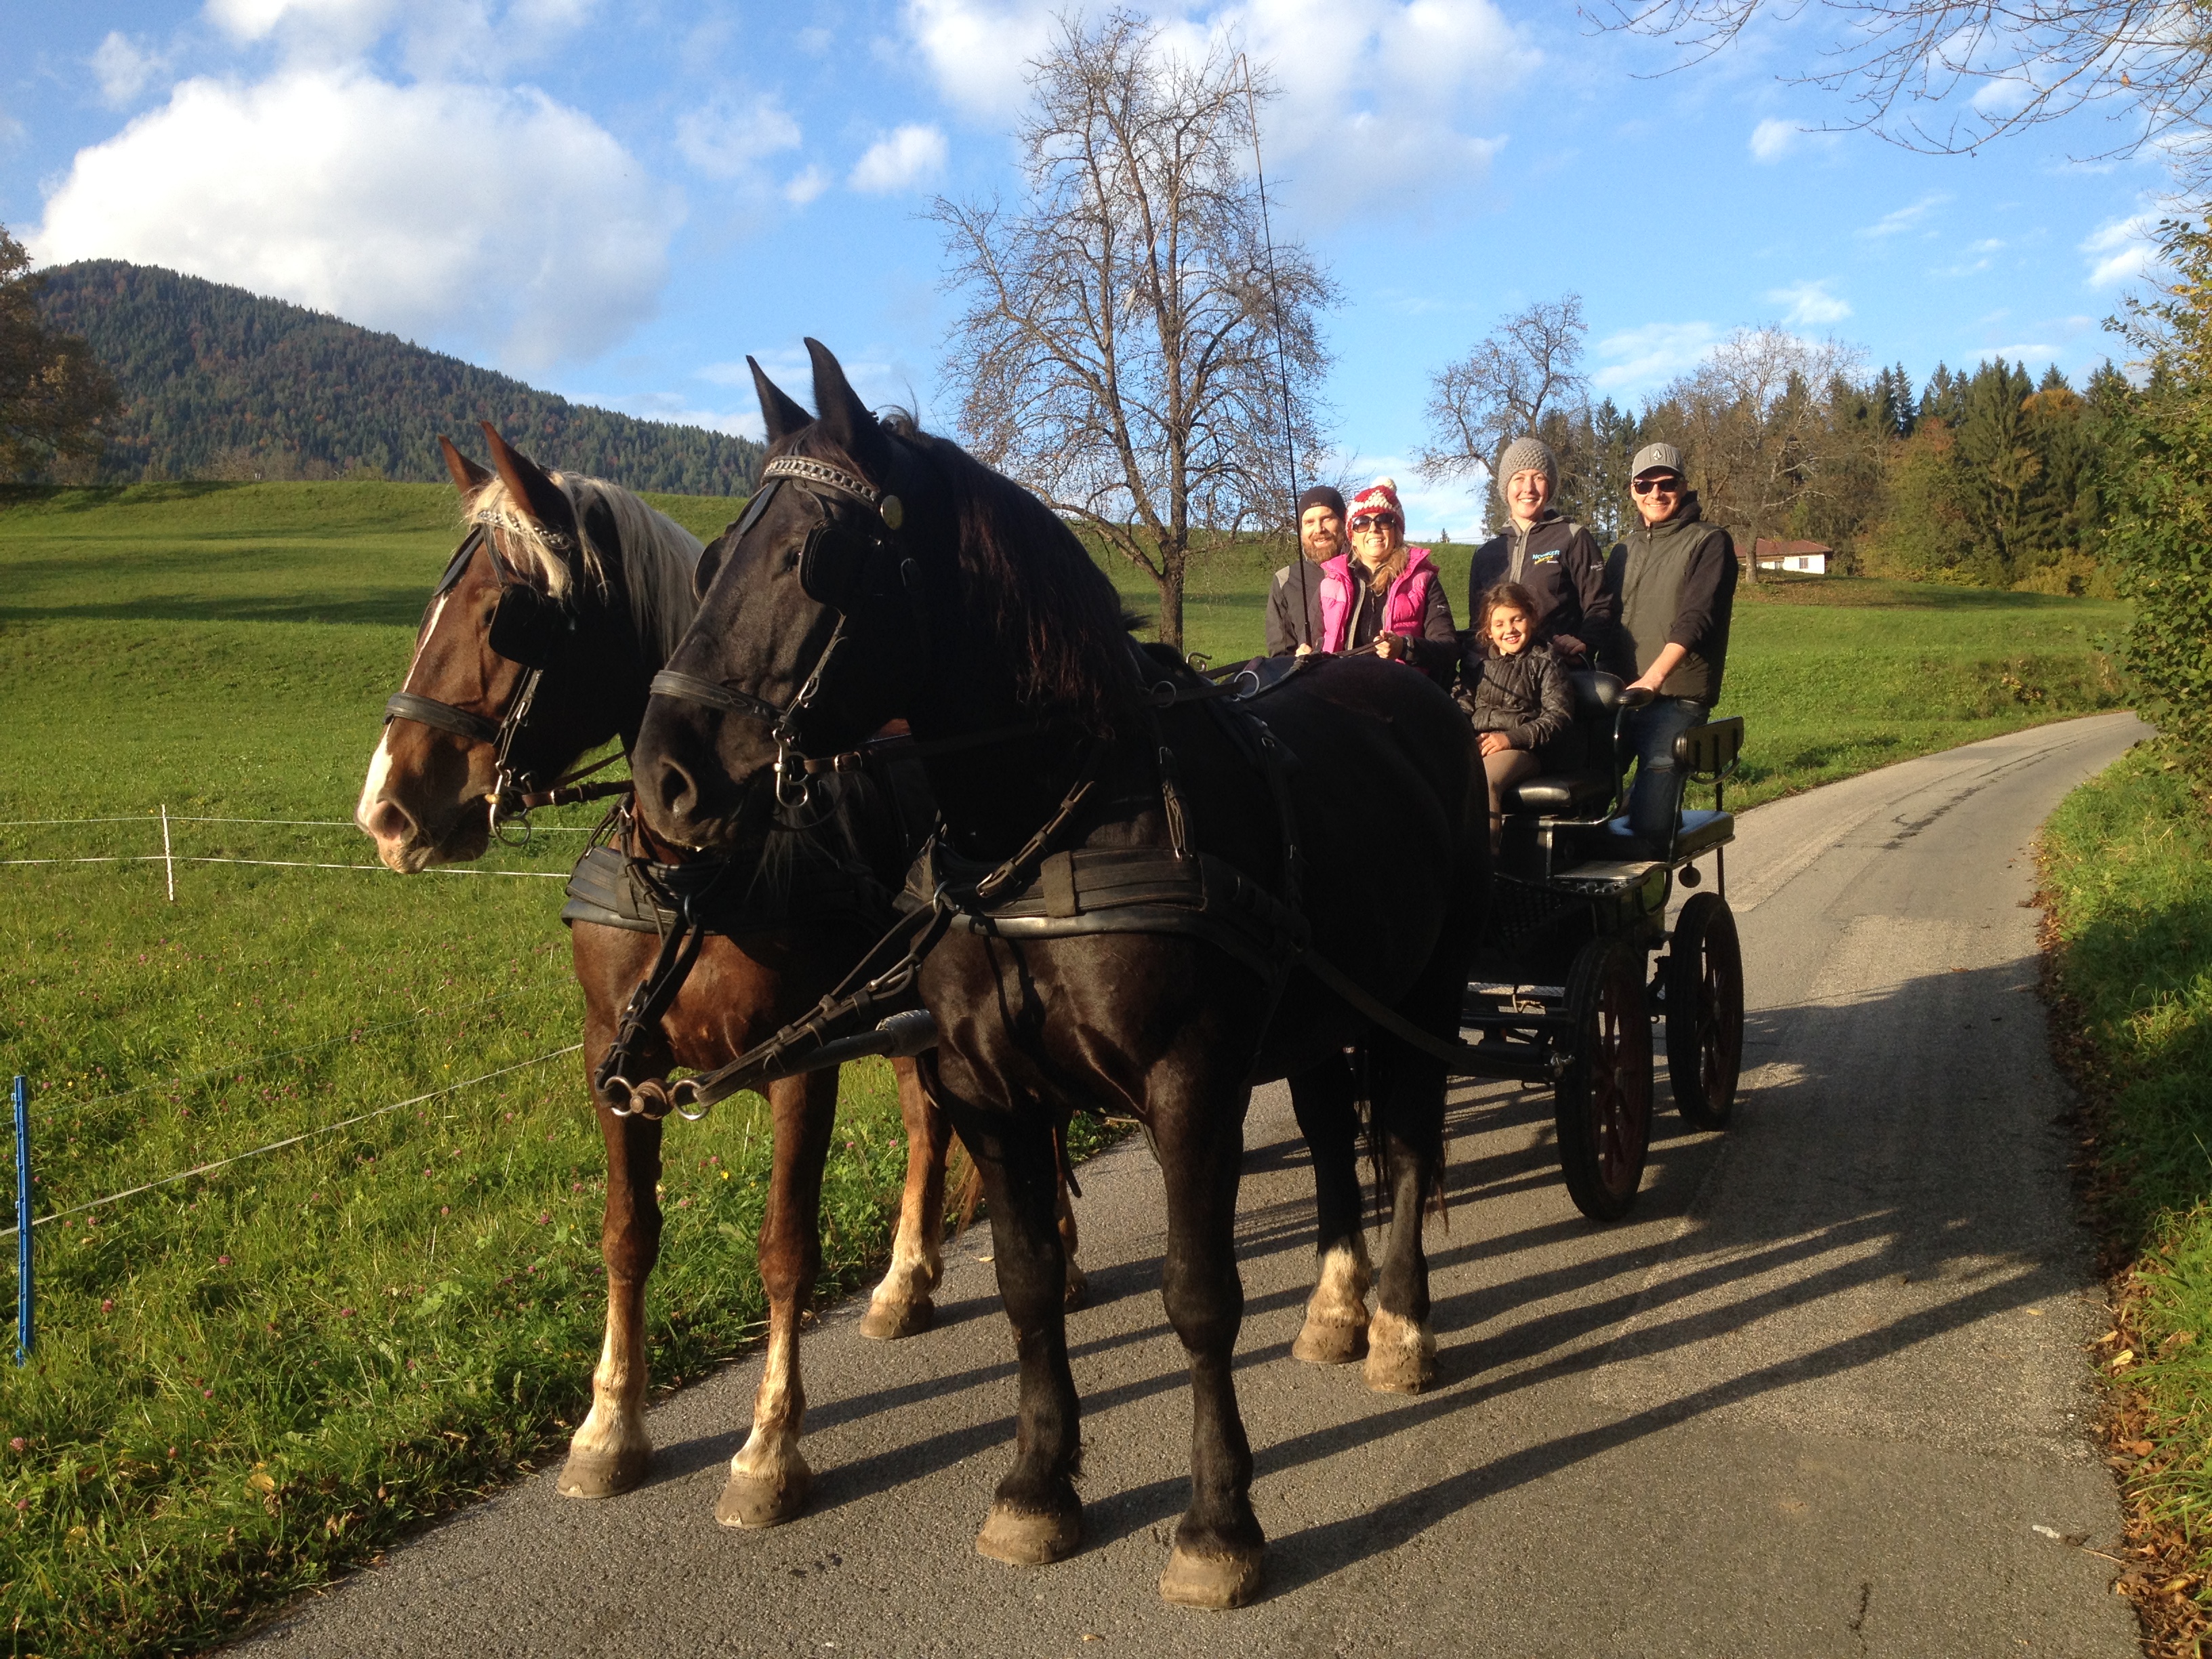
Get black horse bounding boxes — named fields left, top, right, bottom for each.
left=632, top=342, right=1486, bottom=1609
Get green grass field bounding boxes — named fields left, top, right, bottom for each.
left=0, top=483, right=2135, bottom=1656
left=0, top=482, right=928, bottom=1658
left=2043, top=748, right=2212, bottom=1604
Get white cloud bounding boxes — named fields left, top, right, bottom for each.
left=674, top=94, right=800, bottom=182
left=1748, top=117, right=1805, bottom=163
left=1594, top=321, right=1719, bottom=393
left=1859, top=192, right=1950, bottom=239
left=903, top=0, right=1058, bottom=114
left=91, top=33, right=169, bottom=108
left=1767, top=279, right=1851, bottom=325
left=204, top=0, right=598, bottom=79
left=849, top=124, right=948, bottom=194
left=1975, top=342, right=2057, bottom=365
left=2081, top=211, right=2163, bottom=287
left=901, top=0, right=1535, bottom=219
left=571, top=388, right=766, bottom=442
left=783, top=165, right=830, bottom=205
left=33, top=66, right=680, bottom=370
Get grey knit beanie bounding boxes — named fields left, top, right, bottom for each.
left=1496, top=436, right=1557, bottom=493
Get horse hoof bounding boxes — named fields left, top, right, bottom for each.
left=716, top=1462, right=811, bottom=1528
left=1063, top=1270, right=1089, bottom=1313
left=556, top=1444, right=651, bottom=1499
left=1159, top=1542, right=1265, bottom=1609
left=1290, top=1317, right=1367, bottom=1366
left=1360, top=1317, right=1436, bottom=1395
left=975, top=1502, right=1082, bottom=1565
left=859, top=1296, right=935, bottom=1341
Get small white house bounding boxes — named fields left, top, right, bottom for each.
left=1752, top=538, right=1831, bottom=575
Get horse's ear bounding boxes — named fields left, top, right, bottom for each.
left=438, top=435, right=491, bottom=496
left=480, top=422, right=575, bottom=535
left=750, top=358, right=813, bottom=447
left=805, top=337, right=890, bottom=478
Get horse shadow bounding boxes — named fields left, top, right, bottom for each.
left=652, top=955, right=2086, bottom=1600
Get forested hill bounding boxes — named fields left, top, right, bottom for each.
left=35, top=260, right=764, bottom=493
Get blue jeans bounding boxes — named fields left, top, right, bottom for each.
left=1622, top=695, right=1708, bottom=847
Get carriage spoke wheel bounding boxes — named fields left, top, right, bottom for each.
left=1553, top=937, right=1653, bottom=1223
left=1666, top=893, right=1744, bottom=1130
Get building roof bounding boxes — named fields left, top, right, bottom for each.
left=1751, top=538, right=1833, bottom=560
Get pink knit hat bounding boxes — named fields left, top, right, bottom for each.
left=1347, top=477, right=1404, bottom=527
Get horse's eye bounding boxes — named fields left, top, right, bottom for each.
left=782, top=548, right=801, bottom=573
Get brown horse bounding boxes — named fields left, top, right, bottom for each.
left=355, top=425, right=1025, bottom=1525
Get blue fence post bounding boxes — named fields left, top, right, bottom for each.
left=13, top=1075, right=28, bottom=1365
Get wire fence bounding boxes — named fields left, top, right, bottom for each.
left=3, top=803, right=600, bottom=1355
left=4, top=1045, right=581, bottom=1241
left=0, top=807, right=583, bottom=885
left=37, top=983, right=571, bottom=1123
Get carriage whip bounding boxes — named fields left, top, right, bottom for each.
left=1240, top=54, right=1311, bottom=651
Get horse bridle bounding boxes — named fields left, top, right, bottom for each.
left=649, top=453, right=912, bottom=810
left=382, top=525, right=583, bottom=821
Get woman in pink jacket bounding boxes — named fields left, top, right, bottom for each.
left=1316, top=478, right=1458, bottom=685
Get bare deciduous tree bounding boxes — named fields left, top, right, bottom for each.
left=1658, top=325, right=1866, bottom=582
left=932, top=10, right=1334, bottom=650
left=1603, top=1, right=2212, bottom=192
left=1419, top=295, right=1589, bottom=480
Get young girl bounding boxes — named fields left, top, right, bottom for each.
left=1457, top=582, right=1576, bottom=850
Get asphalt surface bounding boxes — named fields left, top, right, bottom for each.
left=243, top=712, right=2150, bottom=1658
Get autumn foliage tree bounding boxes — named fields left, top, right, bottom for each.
left=2104, top=221, right=2212, bottom=775
left=0, top=224, right=117, bottom=480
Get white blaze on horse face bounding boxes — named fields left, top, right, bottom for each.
left=354, top=733, right=397, bottom=836
left=356, top=590, right=451, bottom=848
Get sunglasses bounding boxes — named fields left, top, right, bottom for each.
left=1349, top=514, right=1399, bottom=531
left=1632, top=475, right=1683, bottom=495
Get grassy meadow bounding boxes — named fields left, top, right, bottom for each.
left=2042, top=748, right=2212, bottom=1629
left=0, top=481, right=2134, bottom=1656
left=0, top=481, right=929, bottom=1658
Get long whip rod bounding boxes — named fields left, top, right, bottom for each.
left=1240, top=53, right=1311, bottom=649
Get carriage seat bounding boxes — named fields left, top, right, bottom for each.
left=1496, top=670, right=1626, bottom=819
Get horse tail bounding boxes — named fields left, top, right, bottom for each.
left=945, top=1137, right=984, bottom=1237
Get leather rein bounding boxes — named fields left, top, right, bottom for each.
left=382, top=526, right=630, bottom=825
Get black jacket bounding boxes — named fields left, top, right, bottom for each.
left=1601, top=495, right=1738, bottom=703
left=1454, top=647, right=1574, bottom=751
left=1466, top=512, right=1612, bottom=662
left=1265, top=560, right=1326, bottom=656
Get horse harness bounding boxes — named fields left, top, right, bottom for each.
left=642, top=449, right=1507, bottom=1117
left=382, top=525, right=626, bottom=821
left=572, top=760, right=926, bottom=1121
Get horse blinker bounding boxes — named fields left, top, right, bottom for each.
left=487, top=583, right=572, bottom=669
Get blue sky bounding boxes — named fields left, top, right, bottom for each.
left=0, top=0, right=2175, bottom=532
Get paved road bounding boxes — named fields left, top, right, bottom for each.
left=245, top=713, right=2150, bottom=1658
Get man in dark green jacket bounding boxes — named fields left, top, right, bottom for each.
left=1602, top=442, right=1739, bottom=847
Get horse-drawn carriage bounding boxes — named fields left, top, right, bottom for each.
left=366, top=354, right=1754, bottom=1608
left=1457, top=672, right=1748, bottom=1222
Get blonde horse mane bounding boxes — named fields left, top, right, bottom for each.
left=462, top=472, right=705, bottom=667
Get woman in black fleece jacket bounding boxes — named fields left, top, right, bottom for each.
left=1457, top=583, right=1574, bottom=849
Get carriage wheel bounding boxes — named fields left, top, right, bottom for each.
left=1666, top=893, right=1744, bottom=1130
left=1553, top=937, right=1653, bottom=1223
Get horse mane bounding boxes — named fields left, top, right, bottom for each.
left=463, top=473, right=702, bottom=668
left=792, top=416, right=1141, bottom=735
